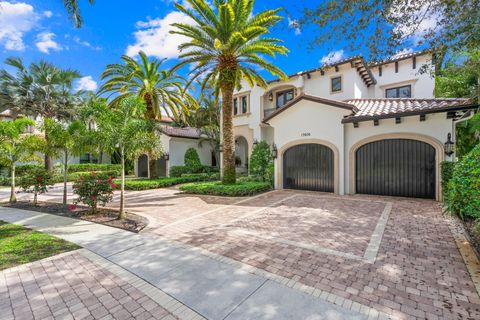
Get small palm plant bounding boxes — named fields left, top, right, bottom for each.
left=171, top=0, right=288, bottom=184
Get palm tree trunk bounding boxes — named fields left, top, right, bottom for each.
left=221, top=85, right=236, bottom=184
left=10, top=163, right=16, bottom=203
left=63, top=151, right=68, bottom=207
left=144, top=95, right=159, bottom=179
left=44, top=130, right=53, bottom=171
left=118, top=150, right=126, bottom=220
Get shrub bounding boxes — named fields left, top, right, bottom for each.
left=179, top=181, right=271, bottom=196
left=17, top=168, right=54, bottom=205
left=68, top=170, right=120, bottom=181
left=441, top=161, right=456, bottom=200
left=170, top=165, right=189, bottom=177
left=66, top=164, right=121, bottom=173
left=120, top=173, right=218, bottom=191
left=249, top=141, right=273, bottom=182
left=446, top=144, right=480, bottom=220
left=184, top=148, right=202, bottom=173
left=73, top=173, right=116, bottom=213
left=16, top=164, right=44, bottom=176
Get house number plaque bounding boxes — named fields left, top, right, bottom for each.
left=301, top=133, right=311, bottom=137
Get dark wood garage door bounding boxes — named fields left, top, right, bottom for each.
left=283, top=143, right=334, bottom=192
left=356, top=139, right=436, bottom=198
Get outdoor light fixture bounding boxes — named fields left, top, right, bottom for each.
left=253, top=139, right=258, bottom=146
left=164, top=152, right=170, bottom=161
left=272, top=143, right=278, bottom=159
left=268, top=92, right=274, bottom=102
left=444, top=133, right=455, bottom=156
left=219, top=144, right=223, bottom=153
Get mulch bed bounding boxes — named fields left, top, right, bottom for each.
left=1, top=201, right=148, bottom=233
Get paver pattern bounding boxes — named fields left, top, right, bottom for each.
left=145, top=190, right=480, bottom=320
left=0, top=251, right=177, bottom=320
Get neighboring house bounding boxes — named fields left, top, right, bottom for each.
left=229, top=50, right=478, bottom=200
left=135, top=117, right=214, bottom=178
left=0, top=111, right=111, bottom=165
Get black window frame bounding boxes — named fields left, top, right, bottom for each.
left=241, top=95, right=248, bottom=113
left=331, top=76, right=342, bottom=93
left=233, top=97, right=238, bottom=115
left=276, top=89, right=294, bottom=108
left=385, top=85, right=412, bottom=98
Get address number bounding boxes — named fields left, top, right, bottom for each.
left=301, top=133, right=311, bottom=137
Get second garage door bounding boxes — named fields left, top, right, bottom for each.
left=283, top=143, right=334, bottom=192
left=355, top=139, right=436, bottom=198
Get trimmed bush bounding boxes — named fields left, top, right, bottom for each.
left=184, top=148, right=202, bottom=173
left=179, top=181, right=271, bottom=196
left=66, top=164, right=121, bottom=173
left=170, top=165, right=190, bottom=177
left=16, top=164, right=44, bottom=176
left=120, top=173, right=219, bottom=191
left=446, top=144, right=480, bottom=220
left=249, top=141, right=273, bottom=182
left=68, top=170, right=120, bottom=181
left=17, top=167, right=54, bottom=205
left=73, top=173, right=116, bottom=213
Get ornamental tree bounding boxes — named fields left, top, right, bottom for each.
left=73, top=173, right=115, bottom=214
left=18, top=167, right=54, bottom=206
left=249, top=141, right=273, bottom=183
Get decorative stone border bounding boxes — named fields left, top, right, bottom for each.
left=78, top=249, right=206, bottom=320
left=446, top=217, right=480, bottom=297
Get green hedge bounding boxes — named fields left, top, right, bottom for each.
left=120, top=173, right=219, bottom=191
left=170, top=165, right=219, bottom=177
left=66, top=164, right=121, bottom=173
left=441, top=161, right=456, bottom=200
left=179, top=181, right=271, bottom=196
left=446, top=144, right=480, bottom=220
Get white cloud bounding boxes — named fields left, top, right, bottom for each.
left=73, top=36, right=101, bottom=50
left=319, top=50, right=345, bottom=65
left=43, top=10, right=53, bottom=18
left=75, top=76, right=98, bottom=92
left=391, top=48, right=413, bottom=58
left=0, top=1, right=38, bottom=51
left=126, top=11, right=194, bottom=59
left=35, top=32, right=62, bottom=53
left=287, top=17, right=301, bottom=36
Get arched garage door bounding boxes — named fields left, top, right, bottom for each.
left=283, top=144, right=334, bottom=192
left=355, top=139, right=435, bottom=199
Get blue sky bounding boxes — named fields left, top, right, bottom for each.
left=0, top=0, right=410, bottom=92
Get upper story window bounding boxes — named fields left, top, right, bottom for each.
left=233, top=94, right=249, bottom=116
left=331, top=76, right=342, bottom=93
left=385, top=85, right=411, bottom=98
left=276, top=89, right=294, bottom=108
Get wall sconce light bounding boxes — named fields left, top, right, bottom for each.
left=444, top=133, right=455, bottom=156
left=272, top=143, right=278, bottom=159
left=253, top=139, right=258, bottom=147
left=164, top=152, right=170, bottom=161
left=268, top=92, right=273, bottom=102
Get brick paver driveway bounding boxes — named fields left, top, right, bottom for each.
left=131, top=189, right=480, bottom=320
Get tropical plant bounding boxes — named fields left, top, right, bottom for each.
left=99, top=51, right=196, bottom=178
left=171, top=0, right=288, bottom=184
left=0, top=57, right=83, bottom=170
left=18, top=168, right=54, bottom=206
left=184, top=148, right=202, bottom=173
left=73, top=173, right=115, bottom=214
left=91, top=97, right=162, bottom=219
left=0, top=118, right=44, bottom=203
left=43, top=118, right=89, bottom=207
left=63, top=0, right=95, bottom=27
left=436, top=50, right=480, bottom=157
left=249, top=141, right=273, bottom=182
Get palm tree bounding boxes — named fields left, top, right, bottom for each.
left=99, top=51, right=196, bottom=178
left=170, top=0, right=288, bottom=184
left=63, top=0, right=95, bottom=27
left=0, top=58, right=82, bottom=171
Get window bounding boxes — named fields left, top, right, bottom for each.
left=241, top=96, right=248, bottom=113
left=331, top=76, right=342, bottom=92
left=276, top=89, right=294, bottom=108
left=385, top=85, right=411, bottom=98
left=233, top=97, right=238, bottom=115
left=80, top=154, right=98, bottom=164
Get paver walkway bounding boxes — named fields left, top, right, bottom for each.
left=0, top=206, right=368, bottom=320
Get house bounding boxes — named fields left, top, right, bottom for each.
left=229, top=50, right=478, bottom=200
left=135, top=117, right=215, bottom=178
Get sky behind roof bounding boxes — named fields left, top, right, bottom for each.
left=0, top=0, right=420, bottom=92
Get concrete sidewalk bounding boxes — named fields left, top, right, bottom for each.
left=0, top=206, right=373, bottom=320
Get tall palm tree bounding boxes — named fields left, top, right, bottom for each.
left=63, top=0, right=95, bottom=27
left=99, top=51, right=196, bottom=178
left=0, top=57, right=82, bottom=170
left=170, top=0, right=288, bottom=184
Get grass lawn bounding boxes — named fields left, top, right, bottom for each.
left=0, top=221, right=80, bottom=270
